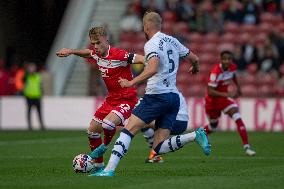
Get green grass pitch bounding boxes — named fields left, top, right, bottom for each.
left=0, top=131, right=284, bottom=189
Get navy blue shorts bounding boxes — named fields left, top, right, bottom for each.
left=132, top=93, right=180, bottom=131
left=170, top=120, right=188, bottom=135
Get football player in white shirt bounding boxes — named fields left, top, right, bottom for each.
left=91, top=12, right=210, bottom=177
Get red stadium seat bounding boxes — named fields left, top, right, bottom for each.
left=204, top=33, right=220, bottom=44
left=218, top=43, right=234, bottom=52
left=258, top=23, right=272, bottom=34
left=187, top=42, right=202, bottom=53
left=187, top=32, right=203, bottom=43
left=221, top=33, right=236, bottom=43
left=201, top=43, right=219, bottom=54
left=162, top=21, right=174, bottom=35
left=162, top=11, right=177, bottom=22
left=224, top=22, right=240, bottom=34
left=254, top=32, right=267, bottom=46
left=241, top=84, right=258, bottom=97
left=238, top=32, right=251, bottom=44
left=175, top=22, right=189, bottom=33
left=199, top=53, right=216, bottom=64
left=240, top=24, right=258, bottom=35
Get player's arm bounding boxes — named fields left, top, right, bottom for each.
left=56, top=48, right=92, bottom=58
left=185, top=51, right=199, bottom=74
left=232, top=73, right=242, bottom=98
left=207, top=86, right=229, bottom=98
left=132, top=54, right=144, bottom=64
left=119, top=57, right=158, bottom=88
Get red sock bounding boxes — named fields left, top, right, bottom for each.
left=235, top=119, right=249, bottom=145
left=103, top=128, right=116, bottom=146
left=89, top=137, right=103, bottom=163
left=204, top=125, right=213, bottom=134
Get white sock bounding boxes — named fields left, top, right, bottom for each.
left=94, top=162, right=104, bottom=168
left=155, top=132, right=196, bottom=154
left=141, top=128, right=154, bottom=148
left=105, top=129, right=133, bottom=171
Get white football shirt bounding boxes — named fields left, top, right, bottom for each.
left=144, top=32, right=189, bottom=94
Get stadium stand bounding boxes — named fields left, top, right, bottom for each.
left=115, top=0, right=284, bottom=98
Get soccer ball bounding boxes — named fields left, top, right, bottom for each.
left=72, top=154, right=93, bottom=173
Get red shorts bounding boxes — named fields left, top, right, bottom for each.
left=93, top=99, right=137, bottom=125
left=205, top=97, right=238, bottom=120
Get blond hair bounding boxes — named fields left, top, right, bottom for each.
left=143, top=11, right=162, bottom=30
left=89, top=26, right=107, bottom=40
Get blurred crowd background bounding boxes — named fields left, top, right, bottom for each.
left=1, top=0, right=284, bottom=97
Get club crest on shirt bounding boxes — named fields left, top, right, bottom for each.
left=210, top=74, right=217, bottom=81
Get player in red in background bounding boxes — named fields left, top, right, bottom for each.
left=56, top=26, right=144, bottom=172
left=204, top=50, right=256, bottom=156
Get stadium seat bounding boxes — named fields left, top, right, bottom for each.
left=201, top=43, right=219, bottom=54
left=221, top=33, right=236, bottom=43
left=204, top=33, right=220, bottom=44
left=259, top=23, right=272, bottom=34
left=162, top=11, right=177, bottom=22
left=187, top=32, right=203, bottom=43
left=162, top=21, right=174, bottom=35
left=175, top=22, right=189, bottom=33
left=241, top=24, right=258, bottom=35
left=224, top=22, right=240, bottom=34
left=241, top=84, right=258, bottom=97
left=218, top=43, right=234, bottom=52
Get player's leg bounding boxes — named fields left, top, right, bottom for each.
left=225, top=106, right=256, bottom=156
left=35, top=98, right=45, bottom=130
left=204, top=108, right=221, bottom=134
left=89, top=112, right=121, bottom=160
left=90, top=114, right=146, bottom=176
left=26, top=98, right=33, bottom=130
left=87, top=119, right=104, bottom=170
left=91, top=94, right=170, bottom=176
left=141, top=121, right=155, bottom=149
left=153, top=120, right=210, bottom=156
left=90, top=102, right=136, bottom=159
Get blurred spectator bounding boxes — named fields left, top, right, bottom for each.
left=233, top=43, right=247, bottom=71
left=120, top=2, right=142, bottom=32
left=242, top=0, right=260, bottom=24
left=15, top=63, right=26, bottom=95
left=205, top=4, right=224, bottom=33
left=23, top=62, right=45, bottom=130
left=0, top=59, right=9, bottom=96
left=172, top=23, right=188, bottom=44
left=262, top=0, right=279, bottom=13
left=269, top=31, right=284, bottom=62
left=140, top=0, right=166, bottom=15
left=258, top=37, right=279, bottom=60
left=276, top=63, right=284, bottom=95
left=259, top=47, right=279, bottom=73
left=223, top=0, right=244, bottom=23
left=176, top=0, right=196, bottom=22
left=242, top=38, right=258, bottom=64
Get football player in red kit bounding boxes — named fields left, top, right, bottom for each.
left=204, top=50, right=256, bottom=156
left=56, top=26, right=144, bottom=171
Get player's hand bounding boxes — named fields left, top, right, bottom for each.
left=188, top=64, right=199, bottom=74
left=56, top=48, right=72, bottom=57
left=118, top=77, right=133, bottom=88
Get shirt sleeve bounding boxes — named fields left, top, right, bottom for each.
left=116, top=49, right=136, bottom=64
left=174, top=38, right=190, bottom=58
left=208, top=72, right=218, bottom=88
left=144, top=42, right=160, bottom=62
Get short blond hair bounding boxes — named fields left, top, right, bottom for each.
left=89, top=26, right=107, bottom=40
left=143, top=11, right=162, bottom=29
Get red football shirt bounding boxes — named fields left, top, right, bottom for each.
left=86, top=46, right=137, bottom=104
left=205, top=63, right=237, bottom=101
